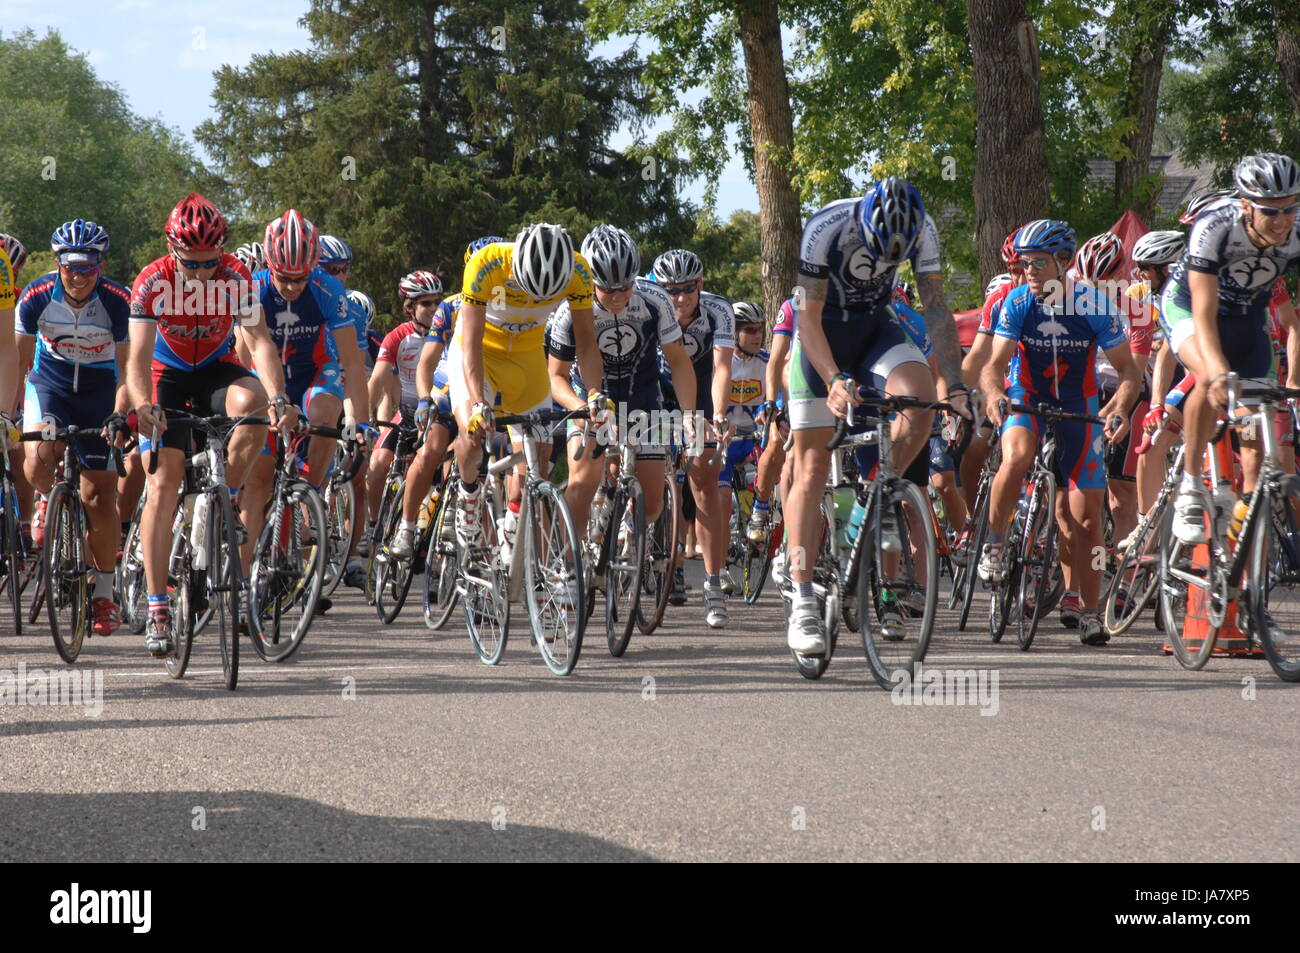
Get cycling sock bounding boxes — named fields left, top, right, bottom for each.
left=797, top=582, right=815, bottom=599
left=92, top=572, right=113, bottom=599
left=460, top=479, right=480, bottom=496
left=399, top=518, right=416, bottom=532
left=986, top=528, right=1003, bottom=545
left=148, top=594, right=169, bottom=618
left=706, top=573, right=720, bottom=588
left=1180, top=470, right=1198, bottom=493
left=753, top=498, right=769, bottom=512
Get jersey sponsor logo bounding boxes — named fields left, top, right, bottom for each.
left=597, top=322, right=643, bottom=361
left=157, top=316, right=229, bottom=340
left=682, top=327, right=705, bottom=361
left=731, top=378, right=762, bottom=404
left=843, top=247, right=893, bottom=286
left=493, top=318, right=539, bottom=335
left=1224, top=256, right=1281, bottom=291
left=274, top=309, right=300, bottom=328
left=45, top=333, right=115, bottom=362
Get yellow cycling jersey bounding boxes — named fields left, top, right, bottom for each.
left=459, top=241, right=593, bottom=353
left=0, top=248, right=15, bottom=311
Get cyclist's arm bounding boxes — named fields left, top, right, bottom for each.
left=459, top=301, right=487, bottom=407
left=415, top=338, right=445, bottom=401
left=368, top=357, right=397, bottom=422
left=334, top=331, right=371, bottom=424
left=569, top=307, right=603, bottom=402
left=0, top=307, right=15, bottom=414
left=979, top=336, right=1018, bottom=427
left=793, top=279, right=836, bottom=384
left=126, top=320, right=157, bottom=415
left=765, top=332, right=790, bottom=406
left=233, top=325, right=253, bottom=368
left=916, top=272, right=963, bottom=391
left=962, top=330, right=993, bottom=392
left=15, top=332, right=34, bottom=378
left=662, top=339, right=696, bottom=414
left=547, top=354, right=583, bottom=413
left=1100, top=341, right=1140, bottom=442
left=1278, top=296, right=1300, bottom=391
left=1148, top=342, right=1175, bottom=412
left=240, top=319, right=290, bottom=408
left=114, top=343, right=132, bottom=414
left=711, top=345, right=733, bottom=426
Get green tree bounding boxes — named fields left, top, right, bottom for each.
left=0, top=29, right=214, bottom=279
left=198, top=0, right=693, bottom=313
left=691, top=209, right=762, bottom=304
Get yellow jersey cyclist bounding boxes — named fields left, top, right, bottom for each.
left=447, top=224, right=603, bottom=550
left=1163, top=153, right=1300, bottom=542
left=0, top=243, right=20, bottom=477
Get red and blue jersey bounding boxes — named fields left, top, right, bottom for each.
left=130, top=254, right=256, bottom=371
left=993, top=282, right=1126, bottom=402
left=18, top=272, right=130, bottom=392
left=252, top=267, right=354, bottom=383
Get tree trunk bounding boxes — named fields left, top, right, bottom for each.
left=1276, top=2, right=1300, bottom=116
left=736, top=1, right=800, bottom=331
left=965, top=0, right=1049, bottom=285
left=1113, top=7, right=1173, bottom=223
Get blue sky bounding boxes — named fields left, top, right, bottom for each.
left=2, top=0, right=758, bottom=217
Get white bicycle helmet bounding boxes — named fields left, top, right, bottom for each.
left=1234, top=153, right=1300, bottom=200
left=512, top=224, right=574, bottom=300
left=581, top=225, right=640, bottom=289
left=398, top=270, right=443, bottom=299
left=1131, top=230, right=1186, bottom=266
left=652, top=248, right=704, bottom=284
left=985, top=273, right=1014, bottom=297
left=347, top=289, right=376, bottom=330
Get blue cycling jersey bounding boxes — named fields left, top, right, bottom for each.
left=253, top=267, right=354, bottom=382
left=17, top=272, right=130, bottom=392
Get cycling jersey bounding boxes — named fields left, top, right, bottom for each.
left=658, top=291, right=735, bottom=419
left=798, top=197, right=941, bottom=324
left=978, top=283, right=1015, bottom=335
left=377, top=320, right=426, bottom=405
left=17, top=272, right=130, bottom=392
left=1169, top=199, right=1300, bottom=316
left=726, top=348, right=769, bottom=432
left=773, top=299, right=797, bottom=337
left=546, top=278, right=680, bottom=400
left=993, top=282, right=1126, bottom=401
left=252, top=267, right=354, bottom=384
left=130, top=254, right=257, bottom=371
left=893, top=302, right=934, bottom=359
left=0, top=247, right=15, bottom=312
left=427, top=294, right=461, bottom=349
left=455, top=243, right=593, bottom=413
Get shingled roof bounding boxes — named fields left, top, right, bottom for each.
left=1085, top=153, right=1218, bottom=224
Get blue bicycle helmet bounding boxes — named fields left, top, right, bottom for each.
left=1013, top=219, right=1077, bottom=257
left=51, top=219, right=110, bottom=261
left=318, top=235, right=353, bottom=265
left=854, top=177, right=926, bottom=264
left=464, top=235, right=504, bottom=264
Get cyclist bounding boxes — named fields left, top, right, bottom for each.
left=15, top=219, right=132, bottom=635
left=234, top=241, right=266, bottom=276
left=1164, top=154, right=1300, bottom=542
left=239, top=209, right=372, bottom=555
left=749, top=299, right=794, bottom=544
left=785, top=177, right=971, bottom=656
left=128, top=192, right=294, bottom=657
left=978, top=219, right=1140, bottom=645
left=547, top=225, right=696, bottom=548
left=447, top=225, right=601, bottom=556
left=653, top=248, right=735, bottom=628
left=0, top=242, right=20, bottom=504
left=717, top=300, right=768, bottom=592
left=372, top=270, right=443, bottom=559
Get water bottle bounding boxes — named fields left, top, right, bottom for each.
left=845, top=500, right=866, bottom=546
left=833, top=486, right=855, bottom=548
left=590, top=485, right=610, bottom=545
left=190, top=493, right=209, bottom=568
left=1227, top=497, right=1250, bottom=545
left=499, top=502, right=520, bottom=562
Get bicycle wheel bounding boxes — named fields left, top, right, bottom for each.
left=792, top=520, right=840, bottom=680
left=459, top=494, right=509, bottom=664
left=1249, top=475, right=1300, bottom=681
left=373, top=505, right=417, bottom=625
left=605, top=479, right=646, bottom=657
left=742, top=506, right=779, bottom=605
left=208, top=487, right=242, bottom=691
left=249, top=481, right=326, bottom=662
left=1160, top=498, right=1222, bottom=670
left=1103, top=497, right=1166, bottom=637
left=423, top=480, right=460, bottom=630
left=1, top=473, right=23, bottom=636
left=162, top=540, right=194, bottom=680
left=861, top=480, right=937, bottom=690
left=45, top=486, right=89, bottom=663
left=117, top=494, right=148, bottom=635
left=321, top=477, right=354, bottom=598
left=1016, top=471, right=1057, bottom=652
left=524, top=481, right=585, bottom=675
left=637, top=472, right=679, bottom=634
left=364, top=479, right=399, bottom=606
left=958, top=483, right=991, bottom=632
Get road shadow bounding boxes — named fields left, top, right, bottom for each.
left=0, top=790, right=659, bottom=862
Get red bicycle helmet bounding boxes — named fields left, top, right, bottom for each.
left=1074, top=232, right=1125, bottom=283
left=264, top=209, right=320, bottom=276
left=165, top=192, right=228, bottom=252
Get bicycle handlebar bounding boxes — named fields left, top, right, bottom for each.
left=826, top=391, right=957, bottom=451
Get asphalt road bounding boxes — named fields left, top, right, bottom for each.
left=1, top=560, right=1295, bottom=862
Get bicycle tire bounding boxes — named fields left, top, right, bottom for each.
left=1, top=473, right=23, bottom=636
left=792, top=518, right=840, bottom=680
left=637, top=471, right=679, bottom=634
left=1016, top=471, right=1057, bottom=652
left=162, top=540, right=194, bottom=680
left=459, top=493, right=509, bottom=664
left=606, top=479, right=646, bottom=657
left=206, top=487, right=242, bottom=690
left=860, top=480, right=937, bottom=690
left=1160, top=501, right=1221, bottom=670
left=958, top=485, right=990, bottom=632
left=117, top=492, right=148, bottom=635
left=524, top=480, right=585, bottom=675
left=45, top=485, right=88, bottom=663
left=1249, top=475, right=1300, bottom=681
left=321, top=478, right=354, bottom=598
left=741, top=510, right=778, bottom=605
left=364, top=480, right=399, bottom=606
left=1103, top=496, right=1167, bottom=637
left=373, top=511, right=417, bottom=625
left=423, top=480, right=460, bottom=631
left=249, top=481, right=326, bottom=662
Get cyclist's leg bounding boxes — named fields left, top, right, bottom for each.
left=218, top=365, right=270, bottom=491
left=117, top=448, right=145, bottom=537
left=302, top=367, right=344, bottom=490
left=564, top=418, right=604, bottom=541
left=400, top=421, right=452, bottom=523
left=980, top=406, right=1037, bottom=580
left=1053, top=410, right=1108, bottom=611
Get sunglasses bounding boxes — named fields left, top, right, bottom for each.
left=1018, top=257, right=1055, bottom=271
left=1247, top=199, right=1300, bottom=217
left=663, top=283, right=698, bottom=296
left=322, top=264, right=349, bottom=276
left=175, top=254, right=221, bottom=270
left=596, top=283, right=634, bottom=294
left=60, top=260, right=102, bottom=275
left=271, top=272, right=310, bottom=286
